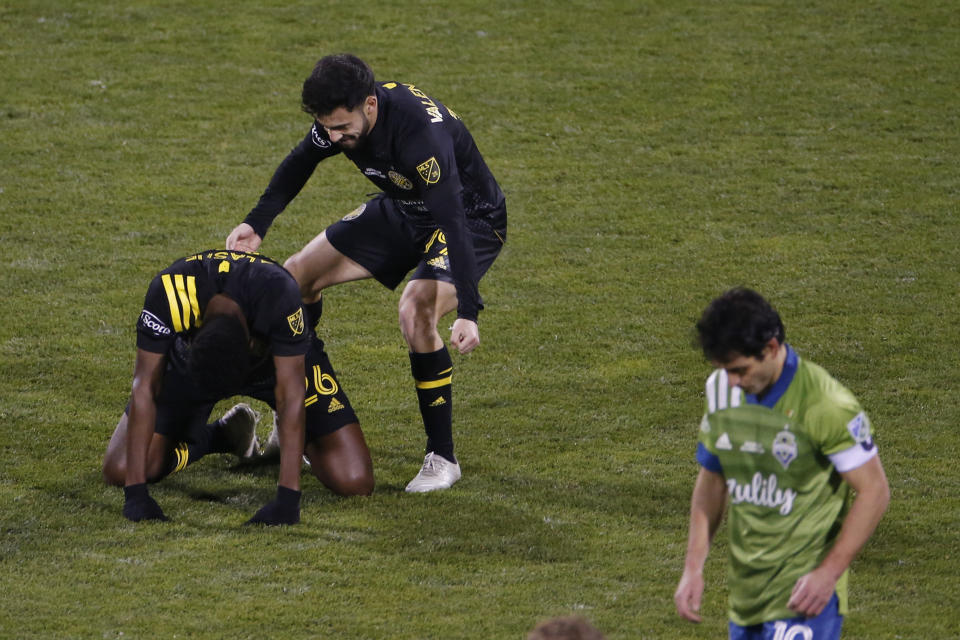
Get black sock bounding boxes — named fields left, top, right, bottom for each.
left=409, top=347, right=455, bottom=463
left=304, top=298, right=323, bottom=331
left=163, top=419, right=226, bottom=476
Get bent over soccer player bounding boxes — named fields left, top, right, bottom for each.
left=674, top=288, right=889, bottom=639
left=102, top=250, right=373, bottom=525
left=226, top=53, right=507, bottom=492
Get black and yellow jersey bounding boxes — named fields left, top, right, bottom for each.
left=243, top=81, right=506, bottom=322
left=136, top=250, right=308, bottom=359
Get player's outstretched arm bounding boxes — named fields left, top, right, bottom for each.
left=123, top=349, right=169, bottom=522
left=675, top=467, right=727, bottom=623
left=788, top=455, right=889, bottom=616
left=247, top=354, right=305, bottom=526
left=226, top=223, right=263, bottom=253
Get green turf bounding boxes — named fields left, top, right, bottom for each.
left=1, top=0, right=958, bottom=637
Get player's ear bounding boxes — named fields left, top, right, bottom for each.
left=762, top=337, right=780, bottom=358
left=365, top=94, right=377, bottom=114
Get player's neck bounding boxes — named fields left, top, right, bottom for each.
left=759, top=345, right=789, bottom=397
left=205, top=294, right=247, bottom=332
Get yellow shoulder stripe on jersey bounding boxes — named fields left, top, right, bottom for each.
left=185, top=275, right=200, bottom=326
left=161, top=274, right=183, bottom=331
left=416, top=375, right=452, bottom=390
left=174, top=274, right=200, bottom=329
left=161, top=273, right=200, bottom=332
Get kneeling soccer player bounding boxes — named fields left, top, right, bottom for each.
left=102, top=249, right=373, bottom=525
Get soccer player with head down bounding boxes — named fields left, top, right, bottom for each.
left=101, top=250, right=373, bottom=525
left=226, top=53, right=507, bottom=492
left=674, top=288, right=889, bottom=639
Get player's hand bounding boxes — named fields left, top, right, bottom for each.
left=674, top=569, right=705, bottom=623
left=123, top=483, right=169, bottom=522
left=449, top=318, right=479, bottom=354
left=245, top=486, right=301, bottom=526
left=787, top=568, right=837, bottom=617
left=226, top=223, right=263, bottom=253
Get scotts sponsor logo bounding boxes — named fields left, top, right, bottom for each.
left=140, top=310, right=172, bottom=336
left=364, top=167, right=386, bottom=179
left=310, top=124, right=331, bottom=148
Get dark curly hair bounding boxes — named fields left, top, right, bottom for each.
left=696, top=287, right=786, bottom=362
left=188, top=314, right=251, bottom=397
left=301, top=53, right=375, bottom=117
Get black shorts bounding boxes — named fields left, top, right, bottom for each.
left=325, top=195, right=506, bottom=291
left=147, top=335, right=357, bottom=444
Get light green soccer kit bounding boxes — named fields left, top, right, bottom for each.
left=696, top=345, right=877, bottom=626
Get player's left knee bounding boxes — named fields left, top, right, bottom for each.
left=398, top=296, right=437, bottom=337
left=329, top=468, right=375, bottom=497
left=102, top=458, right=125, bottom=487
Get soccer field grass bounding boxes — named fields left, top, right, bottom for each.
left=1, top=0, right=958, bottom=638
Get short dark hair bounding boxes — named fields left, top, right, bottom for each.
left=696, top=287, right=786, bottom=362
left=301, top=53, right=375, bottom=117
left=188, top=314, right=250, bottom=397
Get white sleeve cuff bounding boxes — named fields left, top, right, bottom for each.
left=828, top=442, right=878, bottom=473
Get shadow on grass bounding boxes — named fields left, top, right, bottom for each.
left=30, top=453, right=691, bottom=569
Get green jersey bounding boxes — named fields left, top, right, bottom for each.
left=696, top=345, right=877, bottom=626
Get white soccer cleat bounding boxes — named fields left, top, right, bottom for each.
left=219, top=403, right=261, bottom=459
left=260, top=411, right=310, bottom=467
left=261, top=412, right=281, bottom=461
left=404, top=452, right=461, bottom=493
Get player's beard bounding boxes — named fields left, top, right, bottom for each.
left=337, top=111, right=371, bottom=149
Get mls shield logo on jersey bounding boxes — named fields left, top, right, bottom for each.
left=772, top=428, right=798, bottom=470
left=847, top=411, right=876, bottom=452
left=416, top=157, right=441, bottom=184
left=287, top=308, right=304, bottom=336
left=846, top=412, right=871, bottom=443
